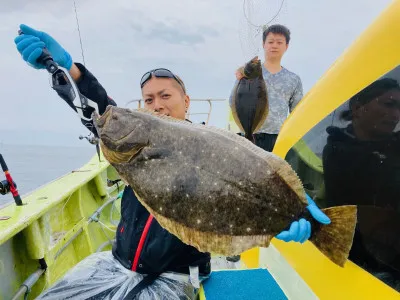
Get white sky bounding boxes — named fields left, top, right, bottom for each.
left=0, top=0, right=393, bottom=146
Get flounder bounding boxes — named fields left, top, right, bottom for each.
left=230, top=56, right=269, bottom=141
left=93, top=106, right=357, bottom=267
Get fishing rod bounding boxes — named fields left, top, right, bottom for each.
left=18, top=30, right=102, bottom=161
left=0, top=154, right=23, bottom=206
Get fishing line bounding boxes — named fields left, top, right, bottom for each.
left=242, top=0, right=286, bottom=28
left=73, top=0, right=86, bottom=66
left=105, top=189, right=121, bottom=227
left=239, top=0, right=286, bottom=58
left=61, top=193, right=74, bottom=234
left=98, top=221, right=114, bottom=244
left=98, top=220, right=117, bottom=233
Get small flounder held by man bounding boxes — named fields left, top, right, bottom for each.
left=230, top=56, right=269, bottom=142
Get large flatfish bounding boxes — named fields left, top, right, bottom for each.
left=93, top=106, right=357, bottom=267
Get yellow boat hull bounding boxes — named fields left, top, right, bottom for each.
left=0, top=153, right=123, bottom=299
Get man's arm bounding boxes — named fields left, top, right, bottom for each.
left=72, top=62, right=117, bottom=115
left=69, top=63, right=82, bottom=82
left=14, top=24, right=117, bottom=136
left=289, top=76, right=304, bottom=112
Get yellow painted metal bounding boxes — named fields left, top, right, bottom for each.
left=240, top=247, right=260, bottom=269
left=273, top=1, right=400, bottom=158
left=268, top=0, right=400, bottom=298
left=23, top=221, right=45, bottom=259
left=271, top=240, right=400, bottom=299
left=199, top=286, right=206, bottom=300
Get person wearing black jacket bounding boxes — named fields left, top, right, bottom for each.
left=322, top=78, right=400, bottom=291
left=14, top=24, right=330, bottom=299
left=68, top=63, right=213, bottom=277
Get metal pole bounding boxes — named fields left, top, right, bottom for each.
left=11, top=268, right=46, bottom=300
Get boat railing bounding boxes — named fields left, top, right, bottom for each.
left=125, top=98, right=226, bottom=125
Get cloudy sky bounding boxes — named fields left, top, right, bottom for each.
left=0, top=0, right=393, bottom=147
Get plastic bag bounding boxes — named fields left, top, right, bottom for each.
left=36, top=251, right=201, bottom=300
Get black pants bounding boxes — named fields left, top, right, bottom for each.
left=237, top=132, right=278, bottom=152
left=253, top=133, right=278, bottom=152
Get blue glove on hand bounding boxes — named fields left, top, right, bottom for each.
left=14, top=24, right=72, bottom=70
left=275, top=194, right=331, bottom=243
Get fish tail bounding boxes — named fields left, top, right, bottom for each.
left=309, top=205, right=357, bottom=267
left=244, top=132, right=255, bottom=143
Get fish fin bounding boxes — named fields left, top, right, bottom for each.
left=131, top=187, right=272, bottom=255
left=310, top=205, right=357, bottom=267
left=268, top=157, right=307, bottom=204
left=230, top=83, right=246, bottom=133
left=153, top=208, right=272, bottom=256
left=135, top=108, right=191, bottom=124
left=244, top=132, right=255, bottom=143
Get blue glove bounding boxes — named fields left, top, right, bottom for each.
left=275, top=194, right=331, bottom=243
left=14, top=24, right=72, bottom=70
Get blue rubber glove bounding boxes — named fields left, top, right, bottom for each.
left=14, top=24, right=72, bottom=70
left=275, top=194, right=331, bottom=243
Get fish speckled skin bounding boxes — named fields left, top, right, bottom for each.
left=230, top=56, right=269, bottom=141
left=93, top=106, right=357, bottom=266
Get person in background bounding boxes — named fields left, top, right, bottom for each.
left=233, top=24, right=303, bottom=152
left=322, top=78, right=400, bottom=291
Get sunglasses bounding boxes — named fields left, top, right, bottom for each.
left=140, top=68, right=186, bottom=93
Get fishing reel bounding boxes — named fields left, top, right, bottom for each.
left=107, top=178, right=121, bottom=187
left=79, top=134, right=102, bottom=162
left=0, top=179, right=17, bottom=196
left=0, top=154, right=22, bottom=205
left=79, top=134, right=99, bottom=145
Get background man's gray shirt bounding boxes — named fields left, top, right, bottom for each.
left=230, top=64, right=303, bottom=135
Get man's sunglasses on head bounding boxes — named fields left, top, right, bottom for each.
left=140, top=68, right=186, bottom=93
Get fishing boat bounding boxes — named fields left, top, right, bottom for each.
left=1, top=0, right=400, bottom=299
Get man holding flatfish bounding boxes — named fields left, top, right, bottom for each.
left=94, top=57, right=356, bottom=269
left=15, top=24, right=356, bottom=299
left=231, top=24, right=304, bottom=152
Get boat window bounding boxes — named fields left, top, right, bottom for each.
left=286, top=65, right=400, bottom=292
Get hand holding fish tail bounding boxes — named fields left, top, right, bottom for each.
left=276, top=194, right=331, bottom=243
